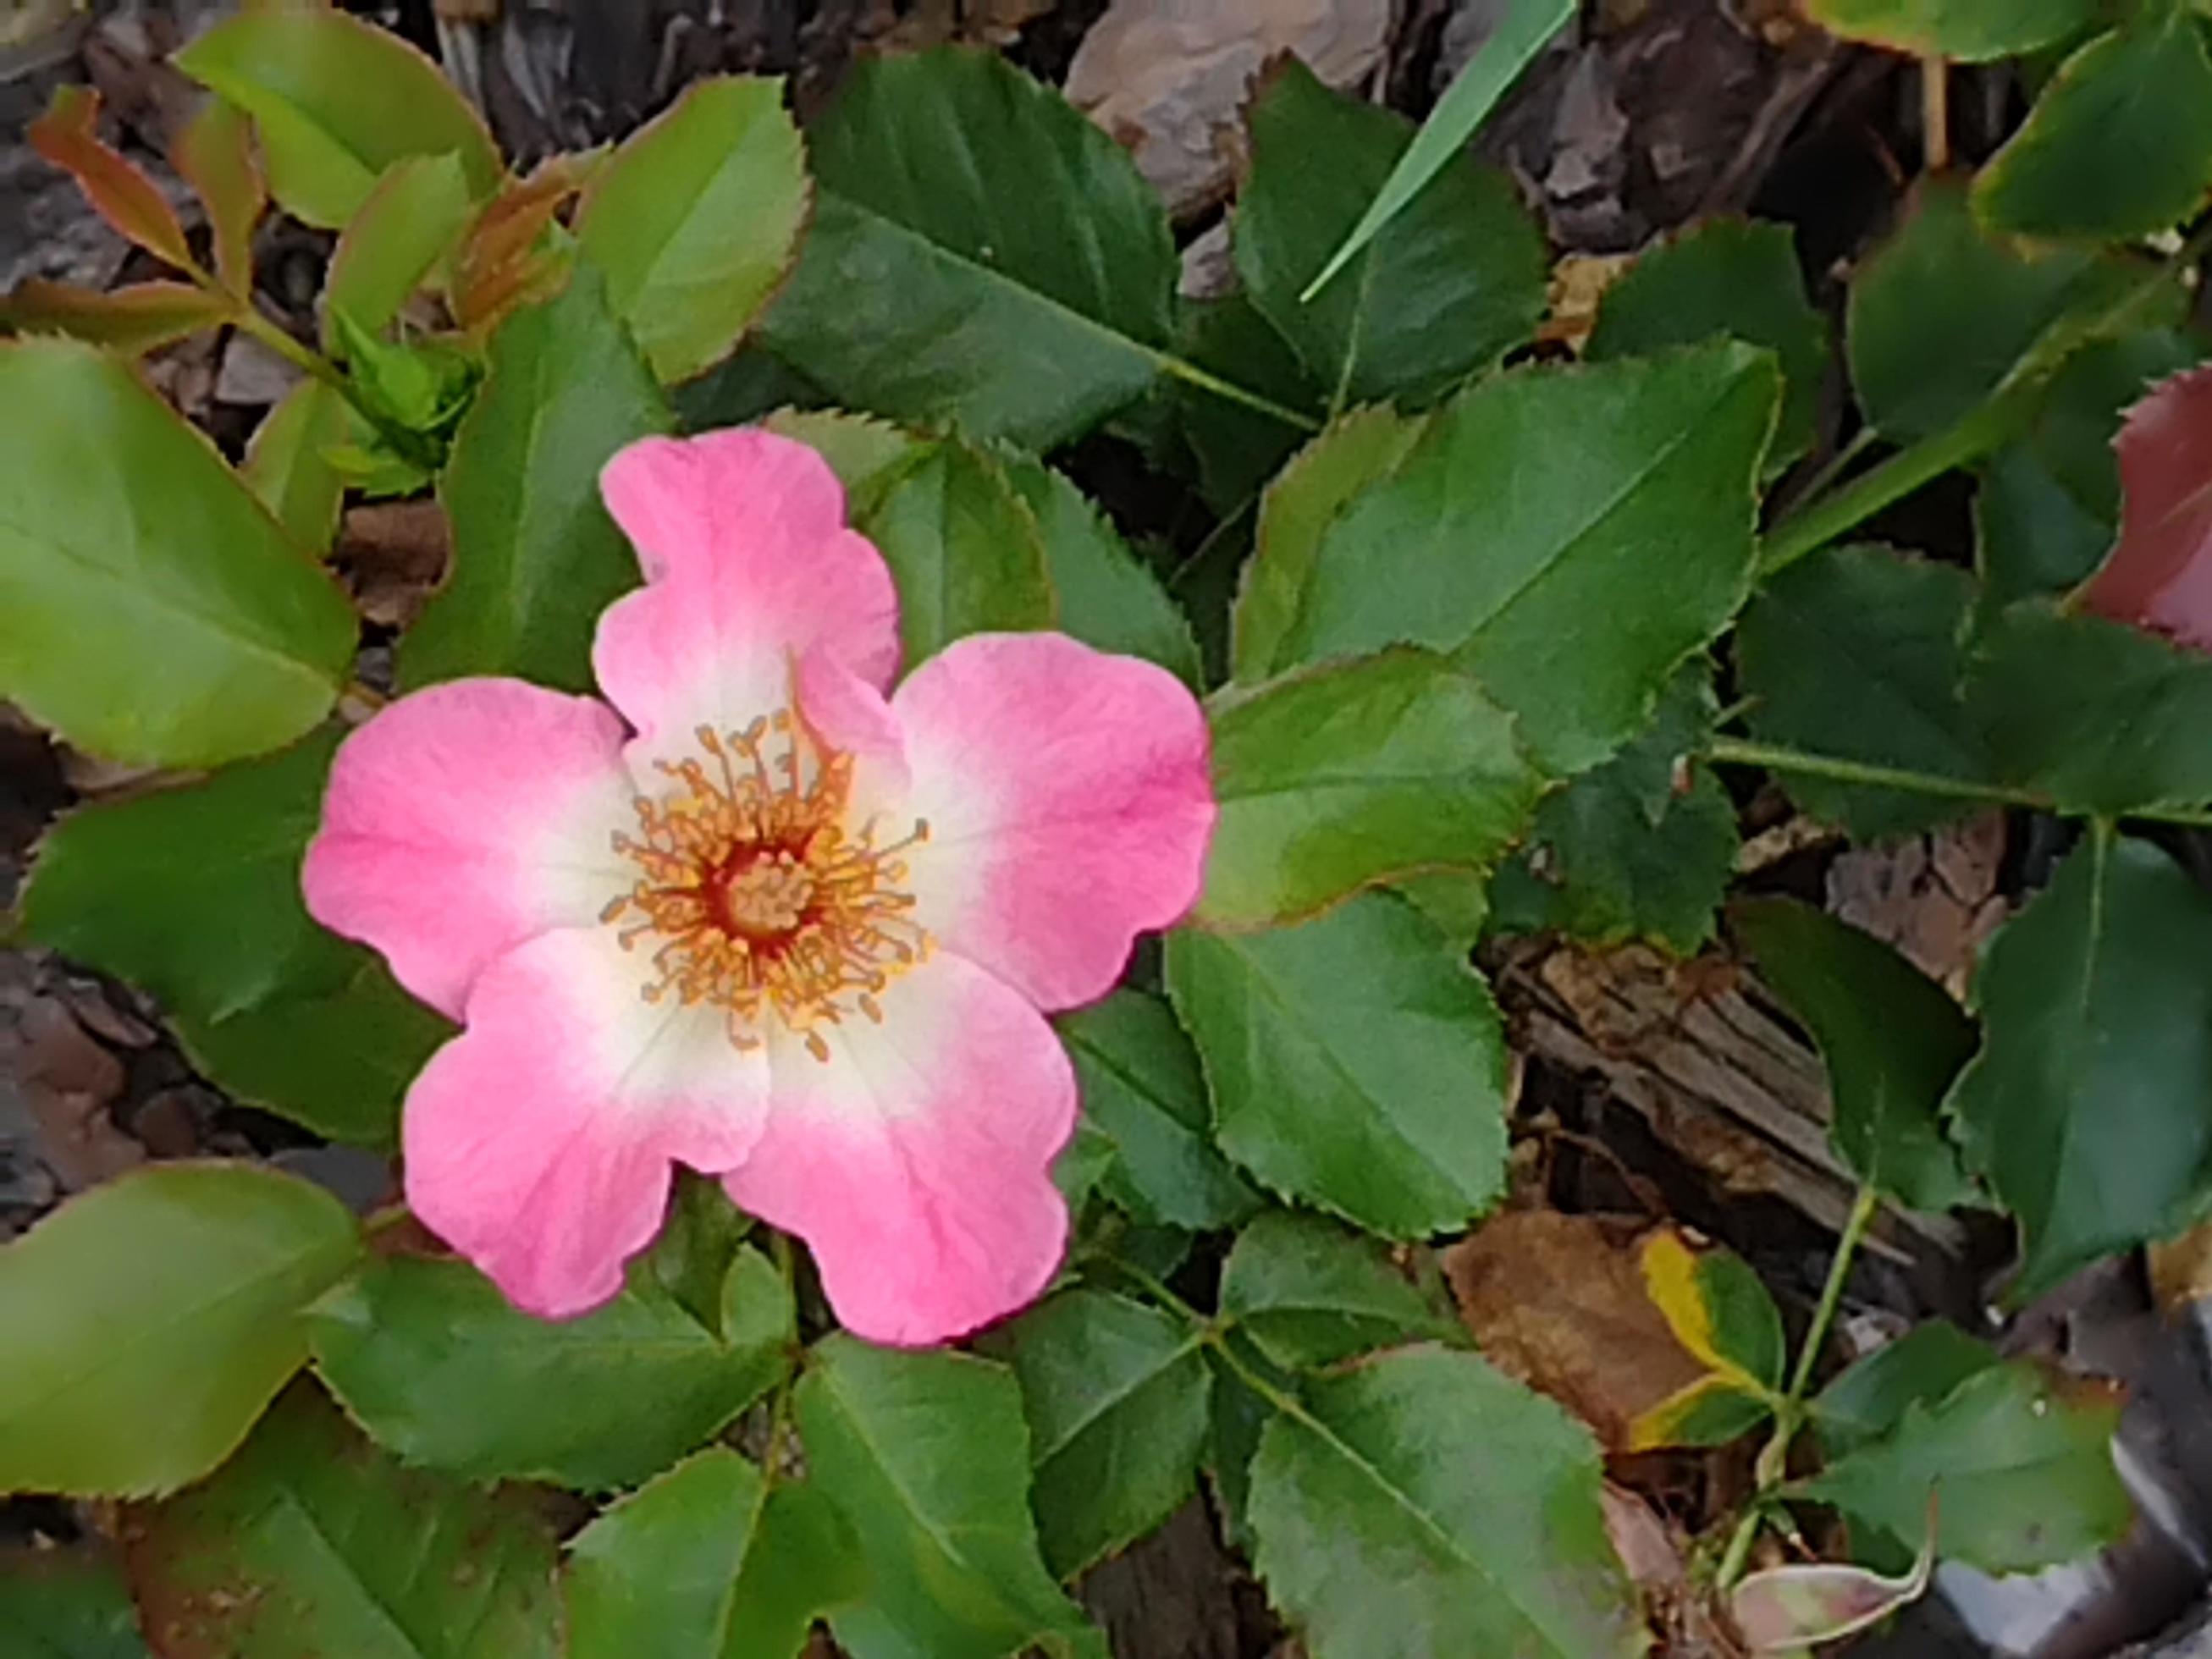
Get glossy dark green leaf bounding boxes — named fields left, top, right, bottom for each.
left=1248, top=1346, right=1643, bottom=1658
left=1803, top=0, right=2097, bottom=59
left=1812, top=1321, right=2000, bottom=1458
left=1220, top=1210, right=1459, bottom=1370
left=1200, top=650, right=1545, bottom=929
left=19, top=730, right=444, bottom=1146
left=124, top=1384, right=561, bottom=1658
left=175, top=960, right=448, bottom=1147
left=1967, top=603, right=2212, bottom=817
left=1235, top=59, right=1545, bottom=411
left=1488, top=660, right=1737, bottom=953
left=399, top=265, right=669, bottom=692
left=797, top=1337, right=1099, bottom=1659
left=1007, top=1289, right=1211, bottom=1578
left=564, top=1447, right=862, bottom=1659
left=852, top=438, right=1054, bottom=670
left=576, top=76, right=809, bottom=383
left=1947, top=834, right=2212, bottom=1300
left=308, top=1243, right=790, bottom=1491
left=1588, top=218, right=1828, bottom=476
left=999, top=453, right=1198, bottom=684
left=1735, top=544, right=1994, bottom=838
left=0, top=1549, right=151, bottom=1658
left=1281, top=343, right=1776, bottom=772
left=1977, top=330, right=2205, bottom=607
left=0, top=339, right=355, bottom=765
left=1798, top=1361, right=2129, bottom=1574
left=1056, top=990, right=1255, bottom=1232
left=323, top=152, right=472, bottom=344
left=1174, top=294, right=1326, bottom=515
left=1975, top=14, right=2212, bottom=243
left=1167, top=892, right=1510, bottom=1237
left=1846, top=178, right=2136, bottom=444
left=1233, top=407, right=1427, bottom=685
left=173, top=9, right=498, bottom=229
left=0, top=1166, right=359, bottom=1496
left=1735, top=900, right=1976, bottom=1212
left=762, top=48, right=1177, bottom=448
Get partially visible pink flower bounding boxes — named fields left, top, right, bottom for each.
left=304, top=430, right=1215, bottom=1345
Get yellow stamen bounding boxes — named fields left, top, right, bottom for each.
left=604, top=712, right=929, bottom=1058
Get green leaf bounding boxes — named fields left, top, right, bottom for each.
left=1174, top=294, right=1327, bottom=515
left=0, top=1166, right=359, bottom=1496
left=19, top=730, right=444, bottom=1146
left=1166, top=892, right=1510, bottom=1237
left=174, top=958, right=448, bottom=1147
left=1248, top=1346, right=1643, bottom=1659
left=1947, top=833, right=2212, bottom=1300
left=0, top=1549, right=150, bottom=1658
left=307, top=1243, right=791, bottom=1491
left=1587, top=218, right=1829, bottom=477
left=1281, top=343, right=1777, bottom=773
left=576, top=76, right=809, bottom=384
left=1233, top=406, right=1427, bottom=685
left=1006, top=1289, right=1211, bottom=1578
left=797, top=1336, right=1099, bottom=1659
left=1812, top=1320, right=2000, bottom=1458
left=0, top=339, right=355, bottom=766
left=323, top=152, right=472, bottom=344
left=398, top=264, right=670, bottom=692
left=564, top=1448, right=863, bottom=1659
left=998, top=453, right=1199, bottom=685
left=1802, top=0, right=2098, bottom=59
left=1967, top=603, right=2212, bottom=817
left=851, top=437, right=1055, bottom=669
left=0, top=278, right=234, bottom=356
left=245, top=379, right=354, bottom=555
left=1488, top=660, right=1737, bottom=953
left=1976, top=329, right=2205, bottom=608
left=1975, top=14, right=2212, bottom=243
left=1056, top=990, right=1256, bottom=1232
left=124, top=1384, right=561, bottom=1658
left=1299, top=0, right=1572, bottom=300
left=1219, top=1210, right=1459, bottom=1370
left=1734, top=900, right=1977, bottom=1212
left=1200, top=650, right=1545, bottom=929
left=1735, top=544, right=1994, bottom=838
left=1797, top=1361, right=2129, bottom=1574
left=173, top=9, right=498, bottom=230
left=1846, top=177, right=2136, bottom=444
left=762, top=48, right=1177, bottom=448
left=1235, top=59, right=1545, bottom=412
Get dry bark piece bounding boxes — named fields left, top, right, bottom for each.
left=1824, top=812, right=2006, bottom=998
left=1066, top=0, right=1391, bottom=218
left=341, top=500, right=452, bottom=629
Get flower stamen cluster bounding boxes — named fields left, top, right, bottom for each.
left=601, top=712, right=929, bottom=1060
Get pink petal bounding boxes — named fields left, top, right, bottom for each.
left=724, top=950, right=1076, bottom=1345
left=889, top=633, right=1216, bottom=1011
left=2084, top=365, right=2212, bottom=651
left=405, top=925, right=770, bottom=1318
left=593, top=431, right=902, bottom=771
left=303, top=679, right=637, bottom=1020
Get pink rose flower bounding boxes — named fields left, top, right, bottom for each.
left=301, top=429, right=1216, bottom=1345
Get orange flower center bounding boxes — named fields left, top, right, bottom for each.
left=601, top=711, right=929, bottom=1059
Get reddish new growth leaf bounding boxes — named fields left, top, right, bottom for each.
left=2084, top=365, right=2212, bottom=651
left=28, top=86, right=196, bottom=273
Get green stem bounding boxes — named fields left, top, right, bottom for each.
left=1759, top=391, right=2028, bottom=576
left=1703, top=736, right=2212, bottom=830
left=1716, top=1183, right=1880, bottom=1590
left=1156, top=351, right=1323, bottom=433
